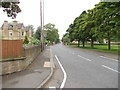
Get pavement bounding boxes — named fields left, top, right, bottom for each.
left=2, top=46, right=54, bottom=89
left=51, top=43, right=119, bottom=88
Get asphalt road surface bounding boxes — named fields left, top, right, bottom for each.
left=51, top=43, right=119, bottom=88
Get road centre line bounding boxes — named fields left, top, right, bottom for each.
left=100, top=56, right=118, bottom=62
left=102, top=65, right=119, bottom=73
left=78, top=55, right=92, bottom=61
left=55, top=55, right=67, bottom=88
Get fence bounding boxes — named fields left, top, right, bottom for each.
left=1, top=39, right=23, bottom=59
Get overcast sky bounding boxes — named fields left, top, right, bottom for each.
left=0, top=0, right=100, bottom=39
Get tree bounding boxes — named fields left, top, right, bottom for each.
left=76, top=11, right=87, bottom=47
left=66, top=11, right=88, bottom=47
left=34, top=26, right=41, bottom=40
left=62, top=33, right=70, bottom=45
left=64, top=1, right=120, bottom=50
left=94, top=2, right=120, bottom=50
left=44, top=23, right=60, bottom=44
left=0, top=0, right=21, bottom=19
left=66, top=24, right=76, bottom=42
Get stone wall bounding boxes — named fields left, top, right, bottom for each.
left=0, top=45, right=41, bottom=75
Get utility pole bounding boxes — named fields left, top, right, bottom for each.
left=40, top=0, right=44, bottom=51
left=43, top=0, right=45, bottom=50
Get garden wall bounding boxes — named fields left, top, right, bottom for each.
left=0, top=45, right=41, bottom=75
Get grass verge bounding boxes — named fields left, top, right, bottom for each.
left=68, top=44, right=119, bottom=54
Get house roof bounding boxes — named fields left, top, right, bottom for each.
left=1, top=23, right=24, bottom=30
left=1, top=21, right=32, bottom=32
left=24, top=26, right=29, bottom=31
left=18, top=23, right=23, bottom=29
left=8, top=23, right=13, bottom=30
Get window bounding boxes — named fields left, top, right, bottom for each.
left=22, top=32, right=24, bottom=36
left=9, top=32, right=12, bottom=36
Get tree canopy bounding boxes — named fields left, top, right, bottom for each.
left=44, top=23, right=60, bottom=44
left=62, top=33, right=70, bottom=45
left=0, top=0, right=21, bottom=18
left=63, top=2, right=120, bottom=50
left=34, top=26, right=41, bottom=40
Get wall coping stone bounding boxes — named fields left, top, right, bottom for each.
left=0, top=57, right=26, bottom=62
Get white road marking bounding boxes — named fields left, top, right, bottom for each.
left=100, top=56, right=118, bottom=62
left=55, top=55, right=67, bottom=88
left=49, top=86, right=56, bottom=89
left=49, top=86, right=56, bottom=88
left=102, top=65, right=119, bottom=73
left=78, top=55, right=92, bottom=61
left=44, top=62, right=51, bottom=67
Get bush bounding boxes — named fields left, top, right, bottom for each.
left=23, top=36, right=29, bottom=44
left=28, top=37, right=41, bottom=45
left=45, top=40, right=49, bottom=45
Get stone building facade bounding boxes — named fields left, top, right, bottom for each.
left=0, top=21, right=33, bottom=40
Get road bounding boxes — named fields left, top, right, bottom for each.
left=51, top=43, right=119, bottom=88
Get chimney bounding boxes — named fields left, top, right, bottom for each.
left=3, top=21, right=8, bottom=30
left=13, top=21, right=19, bottom=39
left=3, top=21, right=9, bottom=38
left=13, top=20, right=18, bottom=31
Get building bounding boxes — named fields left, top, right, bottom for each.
left=0, top=21, right=33, bottom=40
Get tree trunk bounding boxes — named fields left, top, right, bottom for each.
left=82, top=41, right=85, bottom=47
left=108, top=32, right=111, bottom=50
left=91, top=38, right=94, bottom=48
left=78, top=40, right=80, bottom=47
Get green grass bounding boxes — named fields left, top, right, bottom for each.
left=68, top=44, right=119, bottom=54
